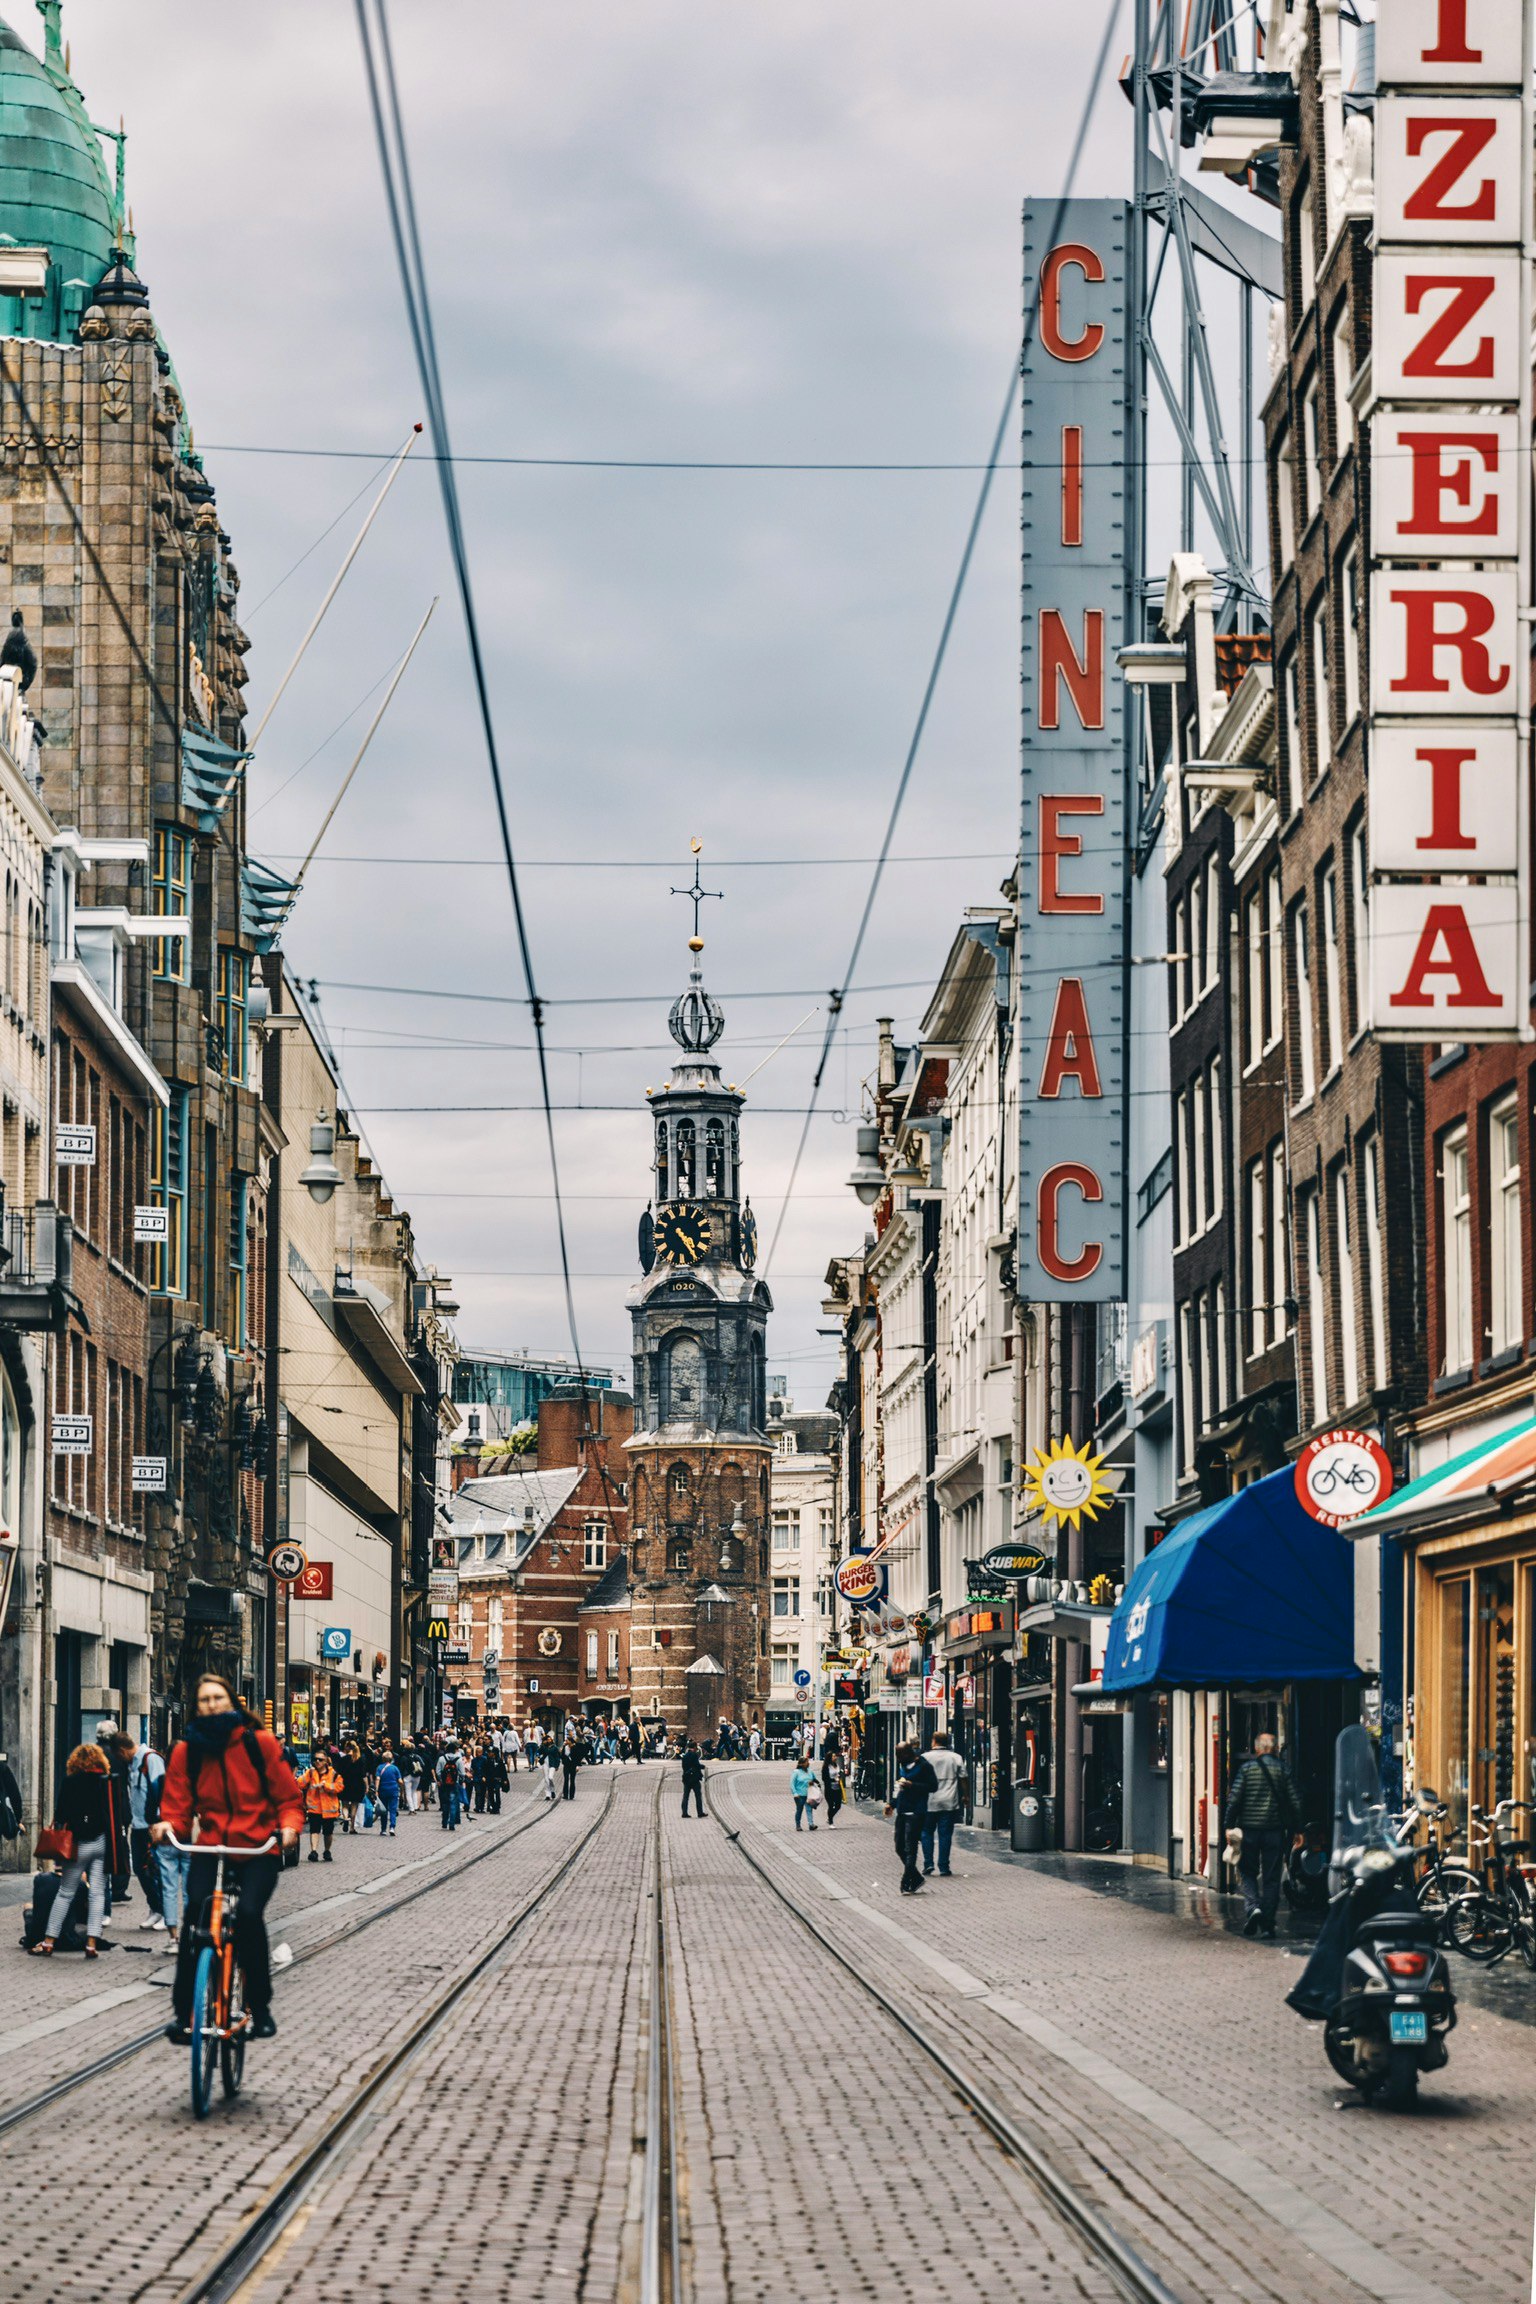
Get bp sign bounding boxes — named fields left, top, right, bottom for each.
left=981, top=1543, right=1050, bottom=1580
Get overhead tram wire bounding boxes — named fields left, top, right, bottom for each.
left=354, top=0, right=587, bottom=1384
left=761, top=0, right=1125, bottom=1281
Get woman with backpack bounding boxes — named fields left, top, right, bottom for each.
left=435, top=1743, right=465, bottom=1829
left=28, top=1742, right=124, bottom=1956
left=304, top=1750, right=344, bottom=1860
left=151, top=1673, right=303, bottom=2042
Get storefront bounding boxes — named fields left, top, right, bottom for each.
left=940, top=1602, right=1014, bottom=1830
left=1353, top=1416, right=1536, bottom=1837
left=1101, top=1465, right=1361, bottom=1878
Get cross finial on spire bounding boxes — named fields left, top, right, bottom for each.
left=671, top=838, right=722, bottom=955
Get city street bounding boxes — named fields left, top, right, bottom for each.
left=4, top=1764, right=1532, bottom=2304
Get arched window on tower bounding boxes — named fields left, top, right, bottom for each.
left=667, top=1459, right=695, bottom=1521
left=655, top=1118, right=671, bottom=1202
left=664, top=1334, right=704, bottom=1422
left=668, top=1535, right=692, bottom=1573
left=728, top=1117, right=739, bottom=1198
left=704, top=1118, right=725, bottom=1198
left=750, top=1334, right=766, bottom=1431
left=676, top=1119, right=696, bottom=1198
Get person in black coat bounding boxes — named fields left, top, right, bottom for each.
left=336, top=1740, right=369, bottom=1830
left=31, top=1745, right=118, bottom=1955
left=561, top=1736, right=581, bottom=1800
left=680, top=1738, right=705, bottom=1819
left=886, top=1741, right=938, bottom=1894
left=0, top=1749, right=22, bottom=1843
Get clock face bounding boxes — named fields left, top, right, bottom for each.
left=638, top=1209, right=656, bottom=1273
left=739, top=1204, right=758, bottom=1269
left=655, top=1204, right=711, bottom=1266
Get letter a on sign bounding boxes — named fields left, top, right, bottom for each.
left=1371, top=884, right=1519, bottom=1033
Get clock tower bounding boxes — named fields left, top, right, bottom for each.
left=626, top=855, right=772, bottom=1738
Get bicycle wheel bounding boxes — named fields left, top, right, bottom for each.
left=220, top=1958, right=246, bottom=2099
left=190, top=1946, right=220, bottom=2120
left=1416, top=1865, right=1481, bottom=1937
left=1445, top=1891, right=1512, bottom=1962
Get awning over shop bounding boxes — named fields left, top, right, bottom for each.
left=1352, top=1414, right=1536, bottom=1538
left=1100, top=1466, right=1359, bottom=1694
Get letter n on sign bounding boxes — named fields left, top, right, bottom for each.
left=1018, top=198, right=1129, bottom=1297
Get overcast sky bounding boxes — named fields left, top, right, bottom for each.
left=57, top=0, right=1130, bottom=1397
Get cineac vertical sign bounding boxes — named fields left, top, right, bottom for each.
left=1018, top=199, right=1129, bottom=1296
left=1369, top=0, right=1533, bottom=1038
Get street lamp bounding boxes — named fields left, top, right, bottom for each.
left=846, top=1125, right=884, bottom=1206
left=300, top=1110, right=342, bottom=1204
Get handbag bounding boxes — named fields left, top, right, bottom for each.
left=35, top=1824, right=75, bottom=1864
left=806, top=1782, right=822, bottom=1807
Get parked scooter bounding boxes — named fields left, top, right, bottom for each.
left=1287, top=1726, right=1456, bottom=2109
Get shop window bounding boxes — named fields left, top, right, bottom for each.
left=1442, top=1576, right=1471, bottom=1836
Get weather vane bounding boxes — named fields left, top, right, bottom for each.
left=671, top=837, right=722, bottom=953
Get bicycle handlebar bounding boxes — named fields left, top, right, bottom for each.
left=158, top=1833, right=279, bottom=1858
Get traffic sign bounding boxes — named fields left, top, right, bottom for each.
left=266, top=1541, right=308, bottom=1583
left=793, top=1668, right=811, bottom=1688
left=796, top=1687, right=813, bottom=1706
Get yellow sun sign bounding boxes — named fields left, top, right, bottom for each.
left=1021, top=1437, right=1117, bottom=1531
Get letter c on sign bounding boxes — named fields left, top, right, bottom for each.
left=1039, top=244, right=1105, bottom=364
left=1037, top=1163, right=1103, bottom=1284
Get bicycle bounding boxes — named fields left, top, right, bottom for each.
left=1397, top=1793, right=1485, bottom=1943
left=1439, top=1802, right=1536, bottom=1966
left=163, top=1832, right=277, bottom=2119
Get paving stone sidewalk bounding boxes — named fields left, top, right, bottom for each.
left=722, top=1765, right=1534, bottom=2304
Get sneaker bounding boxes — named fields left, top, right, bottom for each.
left=148, top=1913, right=168, bottom=1930
left=164, top=2022, right=193, bottom=2046
left=322, top=1850, right=334, bottom=1862
left=308, top=1850, right=319, bottom=1862
left=249, top=2010, right=277, bottom=2039
left=1241, top=1911, right=1262, bottom=1938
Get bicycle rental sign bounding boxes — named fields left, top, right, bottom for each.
left=1294, top=1430, right=1395, bottom=1530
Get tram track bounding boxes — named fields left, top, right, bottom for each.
left=634, top=1777, right=684, bottom=2304
left=167, top=1769, right=621, bottom=2304
left=704, top=1772, right=1188, bottom=2304
left=0, top=1783, right=557, bottom=2141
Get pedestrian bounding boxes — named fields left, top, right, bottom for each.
left=1224, top=1731, right=1302, bottom=1939
left=748, top=1726, right=762, bottom=1761
left=435, top=1744, right=464, bottom=1830
left=115, top=1730, right=167, bottom=1929
left=790, top=1756, right=819, bottom=1831
left=920, top=1733, right=965, bottom=1877
left=153, top=1673, right=303, bottom=2044
left=0, top=1747, right=22, bottom=1849
left=680, top=1737, right=705, bottom=1818
left=375, top=1753, right=402, bottom=1836
left=540, top=1741, right=559, bottom=1802
left=561, top=1734, right=581, bottom=1801
left=501, top=1722, right=522, bottom=1774
left=886, top=1740, right=937, bottom=1894
left=29, top=1743, right=117, bottom=1956
left=820, top=1742, right=845, bottom=1828
left=526, top=1724, right=544, bottom=1773
left=337, top=1739, right=368, bottom=1832
left=304, top=1750, right=344, bottom=1860
left=471, top=1740, right=492, bottom=1815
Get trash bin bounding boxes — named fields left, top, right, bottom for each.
left=1011, top=1784, right=1046, bottom=1853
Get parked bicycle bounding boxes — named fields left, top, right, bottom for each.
left=163, top=1832, right=277, bottom=2118
left=1395, top=1790, right=1485, bottom=1945
left=1437, top=1801, right=1536, bottom=1968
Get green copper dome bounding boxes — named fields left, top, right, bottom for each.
left=0, top=10, right=117, bottom=341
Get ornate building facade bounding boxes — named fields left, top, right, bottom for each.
left=627, top=933, right=771, bottom=1738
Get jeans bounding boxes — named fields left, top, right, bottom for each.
left=377, top=1796, right=399, bottom=1833
left=1238, top=1827, right=1287, bottom=1926
left=173, top=1852, right=281, bottom=2021
left=130, top=1825, right=163, bottom=1914
left=562, top=1763, right=579, bottom=1800
left=920, top=1811, right=956, bottom=1874
left=682, top=1780, right=704, bottom=1816
left=156, top=1843, right=190, bottom=1931
left=45, top=1833, right=108, bottom=1940
left=793, top=1796, right=817, bottom=1831
left=895, top=1811, right=926, bottom=1891
left=440, top=1788, right=458, bottom=1828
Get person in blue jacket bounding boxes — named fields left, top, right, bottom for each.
left=790, top=1758, right=820, bottom=1831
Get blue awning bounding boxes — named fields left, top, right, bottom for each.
left=1101, top=1466, right=1360, bottom=1694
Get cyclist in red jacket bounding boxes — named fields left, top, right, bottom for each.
left=152, top=1672, right=303, bottom=2042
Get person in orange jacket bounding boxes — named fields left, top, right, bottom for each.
left=303, top=1751, right=345, bottom=1862
left=152, top=1672, right=303, bottom=2044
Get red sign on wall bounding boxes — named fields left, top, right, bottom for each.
left=295, top=1562, right=333, bottom=1600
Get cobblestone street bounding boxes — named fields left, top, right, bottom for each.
left=4, top=1762, right=1531, bottom=2304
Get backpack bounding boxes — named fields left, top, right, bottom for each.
left=441, top=1757, right=460, bottom=1790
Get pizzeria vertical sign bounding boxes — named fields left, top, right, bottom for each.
left=1019, top=200, right=1129, bottom=1293
left=1369, top=0, right=1533, bottom=1038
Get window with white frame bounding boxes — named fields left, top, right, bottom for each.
left=1302, top=1186, right=1328, bottom=1423
left=1247, top=1158, right=1266, bottom=1360
left=770, top=1647, right=794, bottom=1687
left=817, top=1503, right=834, bottom=1551
left=1199, top=1290, right=1214, bottom=1431
left=1334, top=1163, right=1359, bottom=1406
left=772, top=1577, right=800, bottom=1618
left=1213, top=1282, right=1229, bottom=1413
left=1265, top=867, right=1284, bottom=1043
left=1189, top=875, right=1205, bottom=1005
left=1275, top=427, right=1296, bottom=571
left=1292, top=903, right=1316, bottom=1100
left=1179, top=1300, right=1197, bottom=1470
left=1361, top=1130, right=1388, bottom=1392
left=586, top=1630, right=598, bottom=1678
left=487, top=1596, right=504, bottom=1657
left=1309, top=598, right=1330, bottom=776
left=771, top=1510, right=798, bottom=1551
left=1281, top=658, right=1302, bottom=813
left=1320, top=865, right=1343, bottom=1077
left=1244, top=887, right=1265, bottom=1069
left=1490, top=1097, right=1522, bottom=1358
left=1346, top=816, right=1368, bottom=1040
left=1269, top=1142, right=1290, bottom=1347
left=607, top=1631, right=620, bottom=1679
left=1331, top=307, right=1355, bottom=462
left=583, top=1519, right=607, bottom=1571
left=1442, top=1126, right=1473, bottom=1374
left=457, top=1596, right=474, bottom=1638
left=1193, top=1076, right=1209, bottom=1234
left=1205, top=855, right=1221, bottom=989
left=1301, top=373, right=1320, bottom=521
left=1341, top=549, right=1361, bottom=724
left=1208, top=1058, right=1223, bottom=1220
left=1175, top=1089, right=1191, bottom=1246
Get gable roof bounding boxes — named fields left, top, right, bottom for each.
left=578, top=1553, right=631, bottom=1611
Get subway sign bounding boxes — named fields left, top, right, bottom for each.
left=1368, top=0, right=1532, bottom=1038
left=1018, top=200, right=1129, bottom=1290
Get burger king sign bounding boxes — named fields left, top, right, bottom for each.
left=834, top=1554, right=881, bottom=1606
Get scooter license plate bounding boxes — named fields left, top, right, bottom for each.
left=1389, top=2010, right=1427, bottom=2046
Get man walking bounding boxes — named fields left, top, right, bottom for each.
left=919, top=1733, right=965, bottom=1877
left=561, top=1733, right=581, bottom=1801
left=435, top=1743, right=464, bottom=1830
left=680, top=1737, right=705, bottom=1818
left=887, top=1740, right=937, bottom=1894
left=116, top=1730, right=167, bottom=1930
left=1224, top=1731, right=1302, bottom=1938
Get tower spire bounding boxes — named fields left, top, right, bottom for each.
left=667, top=839, right=725, bottom=1055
